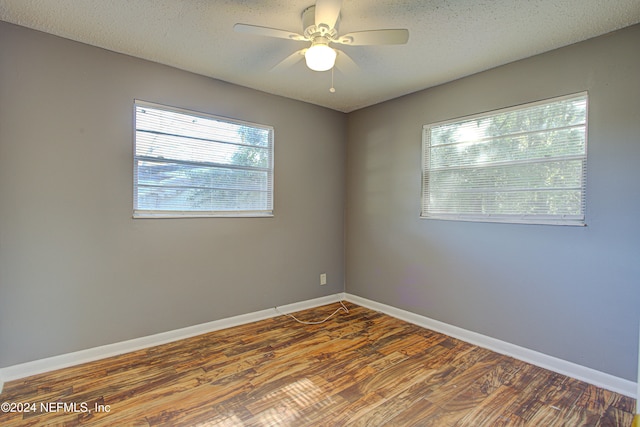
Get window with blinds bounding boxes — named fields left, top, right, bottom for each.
left=421, top=93, right=588, bottom=225
left=134, top=101, right=274, bottom=218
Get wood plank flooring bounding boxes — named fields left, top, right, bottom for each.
left=0, top=303, right=635, bottom=426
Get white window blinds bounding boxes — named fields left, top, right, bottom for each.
left=134, top=101, right=274, bottom=217
left=422, top=93, right=588, bottom=225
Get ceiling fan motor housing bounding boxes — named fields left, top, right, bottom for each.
left=302, top=5, right=339, bottom=41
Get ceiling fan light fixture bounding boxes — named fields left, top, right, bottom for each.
left=304, top=43, right=336, bottom=71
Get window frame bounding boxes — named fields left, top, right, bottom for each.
left=133, top=100, right=274, bottom=219
left=421, top=92, right=588, bottom=226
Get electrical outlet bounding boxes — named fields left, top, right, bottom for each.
left=320, top=273, right=327, bottom=286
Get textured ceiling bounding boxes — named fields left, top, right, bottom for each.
left=1, top=0, right=639, bottom=112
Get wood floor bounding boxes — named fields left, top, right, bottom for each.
left=0, top=303, right=635, bottom=426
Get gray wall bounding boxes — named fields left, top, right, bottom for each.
left=0, top=22, right=346, bottom=367
left=346, top=24, right=640, bottom=381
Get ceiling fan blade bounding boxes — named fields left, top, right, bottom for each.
left=271, top=49, right=306, bottom=72
left=334, top=49, right=358, bottom=74
left=336, top=29, right=409, bottom=46
left=315, top=0, right=342, bottom=29
left=234, top=23, right=306, bottom=41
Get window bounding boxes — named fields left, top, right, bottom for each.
left=421, top=93, right=588, bottom=226
left=134, top=101, right=274, bottom=218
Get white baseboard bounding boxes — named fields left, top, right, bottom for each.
left=0, top=293, right=344, bottom=393
left=1, top=292, right=635, bottom=399
left=344, top=293, right=636, bottom=398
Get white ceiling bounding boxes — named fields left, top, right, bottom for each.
left=1, top=0, right=639, bottom=112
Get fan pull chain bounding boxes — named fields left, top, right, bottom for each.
left=329, top=67, right=336, bottom=93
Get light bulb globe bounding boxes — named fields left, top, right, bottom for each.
left=305, top=44, right=336, bottom=72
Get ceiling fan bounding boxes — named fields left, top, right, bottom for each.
left=233, top=0, right=409, bottom=73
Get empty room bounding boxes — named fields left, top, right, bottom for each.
left=1, top=0, right=640, bottom=425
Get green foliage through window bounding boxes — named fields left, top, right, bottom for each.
left=134, top=101, right=274, bottom=217
left=422, top=93, right=588, bottom=225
